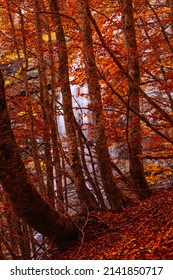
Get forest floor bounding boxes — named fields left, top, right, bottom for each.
left=56, top=187, right=173, bottom=260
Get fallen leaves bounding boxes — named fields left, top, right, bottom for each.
left=57, top=188, right=173, bottom=260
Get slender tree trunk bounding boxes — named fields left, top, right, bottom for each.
left=16, top=221, right=31, bottom=259
left=77, top=128, right=106, bottom=209
left=0, top=70, right=78, bottom=246
left=119, top=0, right=150, bottom=198
left=35, top=1, right=55, bottom=206
left=5, top=211, right=21, bottom=258
left=38, top=0, right=64, bottom=210
left=49, top=0, right=97, bottom=210
left=18, top=6, right=46, bottom=195
left=77, top=0, right=124, bottom=210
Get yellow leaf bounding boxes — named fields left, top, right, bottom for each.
left=18, top=111, right=27, bottom=116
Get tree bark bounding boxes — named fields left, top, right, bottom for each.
left=77, top=0, right=124, bottom=210
left=49, top=0, right=98, bottom=210
left=119, top=0, right=150, bottom=198
left=35, top=0, right=55, bottom=206
left=0, top=70, right=78, bottom=246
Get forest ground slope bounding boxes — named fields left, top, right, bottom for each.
left=57, top=187, right=173, bottom=260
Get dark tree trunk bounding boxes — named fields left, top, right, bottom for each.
left=0, top=70, right=78, bottom=246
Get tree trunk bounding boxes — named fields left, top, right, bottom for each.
left=35, top=0, right=55, bottom=206
left=119, top=0, right=150, bottom=198
left=0, top=70, right=78, bottom=246
left=18, top=6, right=46, bottom=196
left=49, top=0, right=98, bottom=210
left=77, top=0, right=124, bottom=210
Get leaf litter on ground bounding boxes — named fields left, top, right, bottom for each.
left=56, top=188, right=173, bottom=260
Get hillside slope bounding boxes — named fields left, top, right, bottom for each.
left=57, top=188, right=173, bottom=260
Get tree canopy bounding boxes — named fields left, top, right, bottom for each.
left=0, top=0, right=173, bottom=259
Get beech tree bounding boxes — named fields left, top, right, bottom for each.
left=0, top=70, right=78, bottom=246
left=48, top=0, right=98, bottom=210
left=118, top=0, right=150, bottom=198
left=77, top=0, right=125, bottom=210
left=1, top=0, right=173, bottom=259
